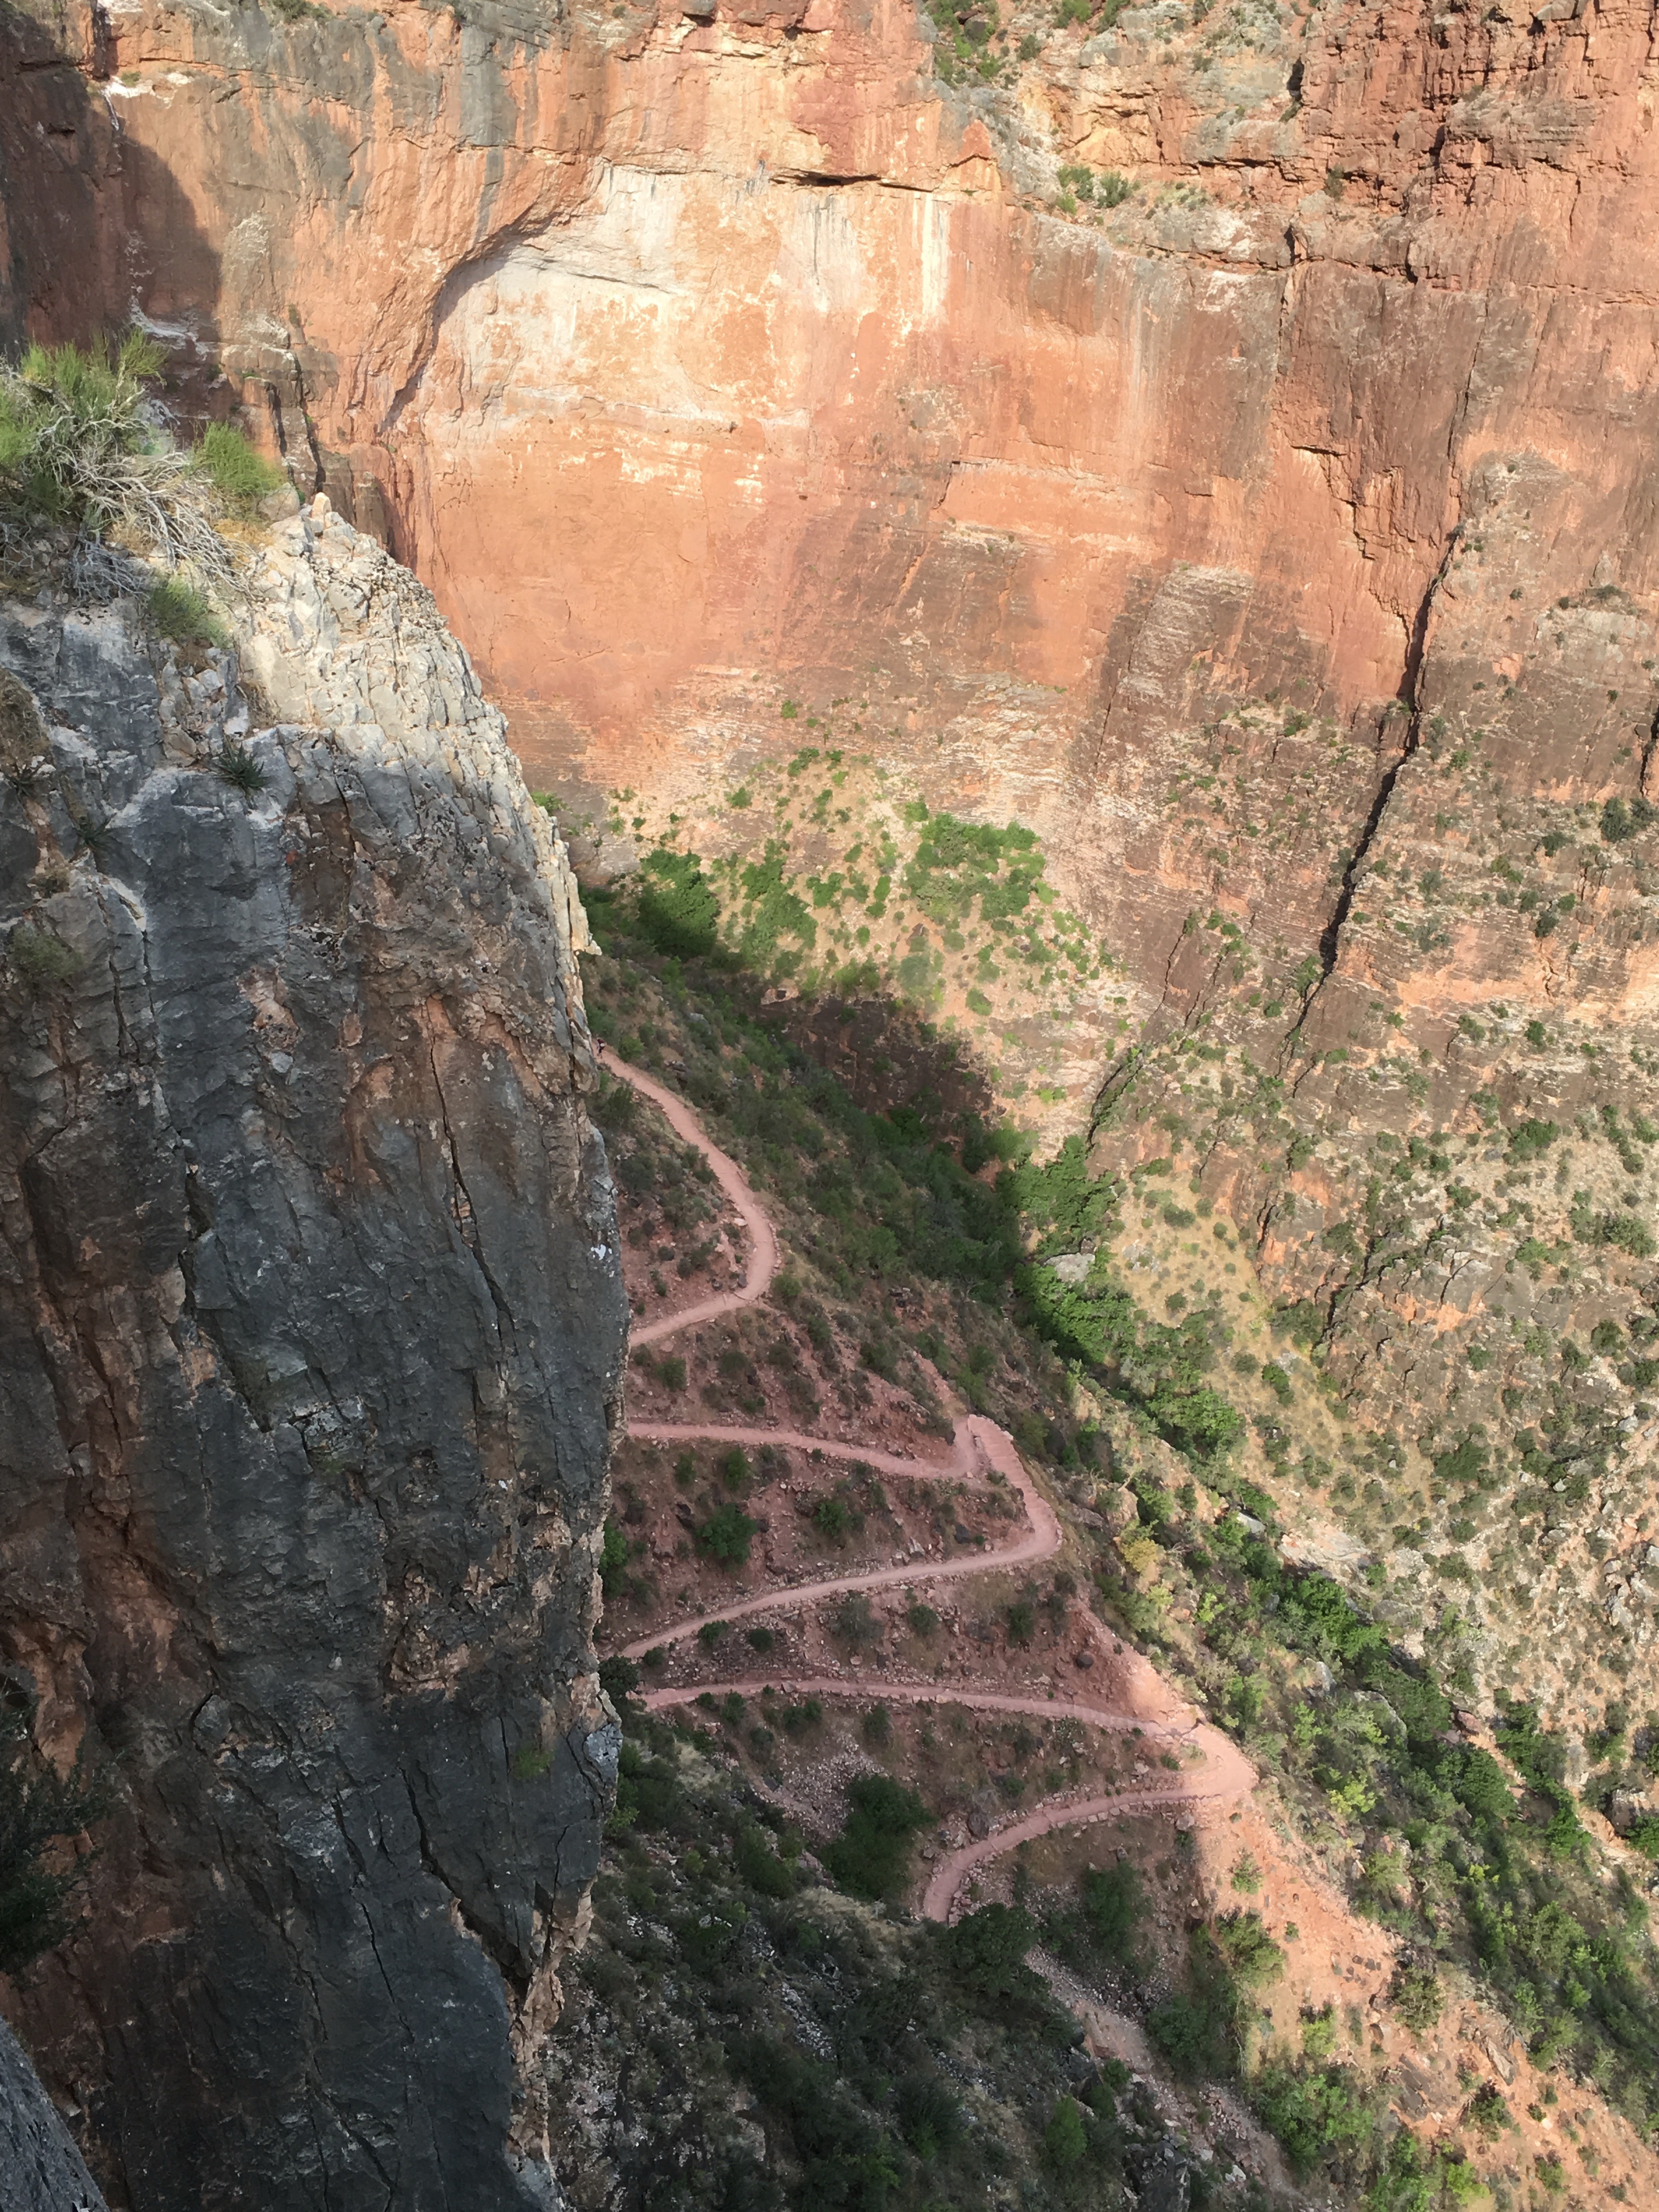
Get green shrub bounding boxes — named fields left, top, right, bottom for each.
left=150, top=575, right=225, bottom=647
left=0, top=331, right=161, bottom=522
left=735, top=1823, right=797, bottom=1898
left=599, top=1519, right=629, bottom=1596
left=198, top=421, right=284, bottom=504
left=823, top=1773, right=930, bottom=1899
left=0, top=335, right=229, bottom=576
left=1594, top=1213, right=1655, bottom=1258
left=718, top=1446, right=749, bottom=1491
left=941, top=1902, right=1040, bottom=2001
left=1389, top=1962, right=1442, bottom=2032
left=1465, top=2081, right=1512, bottom=2140
left=831, top=1592, right=881, bottom=1649
left=859, top=1336, right=899, bottom=1381
left=814, top=1495, right=858, bottom=1548
left=695, top=1500, right=758, bottom=1565
left=7, top=926, right=81, bottom=997
left=216, top=741, right=267, bottom=794
left=1261, top=1362, right=1293, bottom=1405
left=1147, top=1984, right=1231, bottom=2078
left=1507, top=1116, right=1559, bottom=1160
left=1212, top=1910, right=1283, bottom=1989
left=907, top=1601, right=939, bottom=1637
left=895, top=2070, right=963, bottom=2160
left=1252, top=2059, right=1378, bottom=2179
left=1080, top=1860, right=1141, bottom=1962
left=1043, top=2095, right=1087, bottom=2170
left=1600, top=795, right=1657, bottom=843
left=1230, top=1850, right=1261, bottom=1894
left=1005, top=1599, right=1036, bottom=1645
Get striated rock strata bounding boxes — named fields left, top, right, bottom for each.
left=0, top=505, right=625, bottom=2210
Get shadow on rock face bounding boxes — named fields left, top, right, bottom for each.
left=0, top=540, right=623, bottom=2209
left=0, top=1, right=219, bottom=365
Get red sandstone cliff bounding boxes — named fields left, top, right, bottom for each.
left=6, top=0, right=1656, bottom=1022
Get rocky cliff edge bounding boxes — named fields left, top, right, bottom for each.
left=0, top=498, right=626, bottom=2211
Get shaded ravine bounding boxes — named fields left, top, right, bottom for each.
left=606, top=1057, right=1254, bottom=1920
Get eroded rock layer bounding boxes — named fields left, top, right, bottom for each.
left=0, top=508, right=625, bottom=2210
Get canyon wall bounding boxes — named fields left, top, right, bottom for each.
left=0, top=505, right=625, bottom=2209
left=10, top=0, right=1657, bottom=1024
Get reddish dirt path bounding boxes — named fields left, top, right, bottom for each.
left=644, top=1677, right=1255, bottom=1920
left=608, top=1058, right=1254, bottom=1920
left=619, top=1415, right=1057, bottom=1659
left=609, top=1057, right=780, bottom=1345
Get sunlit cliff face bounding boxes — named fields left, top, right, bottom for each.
left=21, top=0, right=1647, bottom=1027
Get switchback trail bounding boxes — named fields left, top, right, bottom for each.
left=606, top=1056, right=1254, bottom=1920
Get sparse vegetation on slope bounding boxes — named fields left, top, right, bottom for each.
left=564, top=883, right=1659, bottom=2205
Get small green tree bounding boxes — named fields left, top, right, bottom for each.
left=695, top=1500, right=758, bottom=1565
left=198, top=421, right=284, bottom=504
left=942, top=1903, right=1040, bottom=2001
left=1042, top=2095, right=1087, bottom=2170
left=823, top=1774, right=930, bottom=1899
left=1389, top=1962, right=1443, bottom=2033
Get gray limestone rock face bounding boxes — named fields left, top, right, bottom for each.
left=0, top=506, right=626, bottom=2212
left=0, top=2017, right=108, bottom=2212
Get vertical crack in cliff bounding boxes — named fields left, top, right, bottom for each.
left=428, top=1046, right=518, bottom=1357
left=266, top=357, right=326, bottom=496
left=404, top=1781, right=530, bottom=2000
left=1312, top=526, right=1464, bottom=983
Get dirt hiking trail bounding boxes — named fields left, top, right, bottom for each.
left=606, top=1056, right=1254, bottom=1920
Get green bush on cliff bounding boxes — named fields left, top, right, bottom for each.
left=695, top=1498, right=758, bottom=1566
left=0, top=334, right=232, bottom=582
left=0, top=332, right=162, bottom=522
left=149, top=574, right=225, bottom=647
left=198, top=421, right=285, bottom=505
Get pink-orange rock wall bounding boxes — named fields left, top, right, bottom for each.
left=7, top=0, right=1659, bottom=1019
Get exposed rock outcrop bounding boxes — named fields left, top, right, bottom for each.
left=0, top=2015, right=108, bottom=2212
left=0, top=504, right=625, bottom=2210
